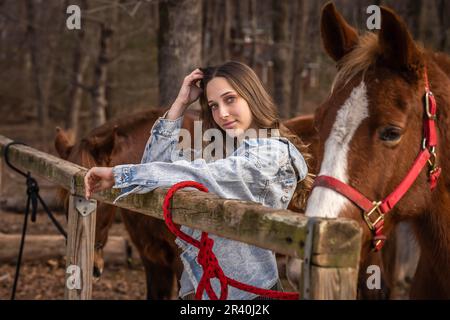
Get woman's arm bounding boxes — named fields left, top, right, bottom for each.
left=84, top=167, right=115, bottom=199
left=140, top=114, right=184, bottom=163
left=85, top=139, right=307, bottom=204
left=141, top=68, right=203, bottom=164
left=84, top=154, right=263, bottom=201
left=113, top=155, right=267, bottom=202
left=165, top=68, right=203, bottom=120
left=112, top=141, right=300, bottom=202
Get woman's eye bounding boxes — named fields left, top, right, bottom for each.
left=225, top=96, right=236, bottom=104
left=209, top=104, right=218, bottom=110
left=379, top=126, right=402, bottom=142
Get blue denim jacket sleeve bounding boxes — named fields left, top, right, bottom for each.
left=140, top=111, right=183, bottom=164
left=113, top=135, right=307, bottom=203
left=112, top=147, right=272, bottom=203
left=117, top=112, right=185, bottom=197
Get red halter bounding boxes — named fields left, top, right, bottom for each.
left=312, top=67, right=441, bottom=251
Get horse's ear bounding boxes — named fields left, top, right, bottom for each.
left=86, top=126, right=115, bottom=149
left=111, top=126, right=127, bottom=154
left=378, top=6, right=422, bottom=70
left=85, top=125, right=125, bottom=164
left=320, top=2, right=359, bottom=62
left=55, top=127, right=74, bottom=159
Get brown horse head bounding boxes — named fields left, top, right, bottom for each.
left=55, top=125, right=125, bottom=278
left=306, top=3, right=450, bottom=298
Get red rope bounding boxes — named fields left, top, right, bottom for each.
left=162, top=181, right=299, bottom=300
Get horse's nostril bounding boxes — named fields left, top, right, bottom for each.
left=93, top=266, right=103, bottom=278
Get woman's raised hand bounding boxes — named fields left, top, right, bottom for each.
left=84, top=167, right=115, bottom=199
left=172, top=68, right=204, bottom=111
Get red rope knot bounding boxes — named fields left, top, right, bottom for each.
left=195, top=232, right=229, bottom=300
left=163, top=180, right=300, bottom=300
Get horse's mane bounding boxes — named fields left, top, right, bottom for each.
left=87, top=109, right=164, bottom=139
left=332, top=31, right=450, bottom=93
left=331, top=33, right=380, bottom=91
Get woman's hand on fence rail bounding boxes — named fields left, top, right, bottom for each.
left=84, top=167, right=114, bottom=199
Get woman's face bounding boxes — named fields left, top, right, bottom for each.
left=206, top=77, right=254, bottom=138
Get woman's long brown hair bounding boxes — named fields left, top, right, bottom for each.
left=199, top=61, right=313, bottom=211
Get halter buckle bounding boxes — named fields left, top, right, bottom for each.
left=426, top=146, right=438, bottom=172
left=374, top=239, right=383, bottom=251
left=363, top=201, right=384, bottom=231
left=422, top=138, right=427, bottom=150
left=373, top=236, right=387, bottom=252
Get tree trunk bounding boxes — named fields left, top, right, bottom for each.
left=67, top=38, right=89, bottom=139
left=403, top=0, right=423, bottom=40
left=91, top=24, right=113, bottom=129
left=158, top=0, right=203, bottom=108
left=229, top=0, right=245, bottom=62
left=223, top=0, right=232, bottom=62
left=202, top=0, right=215, bottom=64
left=272, top=0, right=292, bottom=119
left=24, top=0, right=48, bottom=128
left=290, top=0, right=308, bottom=117
left=383, top=0, right=423, bottom=39
left=202, top=0, right=231, bottom=65
left=436, top=0, right=449, bottom=51
left=249, top=0, right=258, bottom=68
left=67, top=0, right=88, bottom=139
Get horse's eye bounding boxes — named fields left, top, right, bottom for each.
left=379, top=126, right=402, bottom=142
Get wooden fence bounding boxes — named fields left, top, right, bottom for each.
left=0, top=134, right=362, bottom=300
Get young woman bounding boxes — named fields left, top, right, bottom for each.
left=84, top=61, right=312, bottom=300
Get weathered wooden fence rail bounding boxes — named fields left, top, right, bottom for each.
left=0, top=134, right=362, bottom=300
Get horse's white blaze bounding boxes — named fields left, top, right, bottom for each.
left=306, top=82, right=369, bottom=218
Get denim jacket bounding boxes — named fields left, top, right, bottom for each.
left=112, top=113, right=308, bottom=300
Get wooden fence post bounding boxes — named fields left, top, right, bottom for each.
left=300, top=218, right=362, bottom=299
left=64, top=194, right=97, bottom=300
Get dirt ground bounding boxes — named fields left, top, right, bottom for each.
left=0, top=209, right=147, bottom=300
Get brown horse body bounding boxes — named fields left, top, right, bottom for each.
left=306, top=3, right=450, bottom=299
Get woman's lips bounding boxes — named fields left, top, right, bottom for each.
left=223, top=120, right=237, bottom=129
